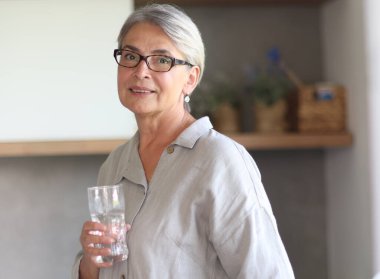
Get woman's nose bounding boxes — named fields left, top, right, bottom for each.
left=133, top=59, right=151, bottom=79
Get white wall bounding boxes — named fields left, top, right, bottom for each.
left=0, top=1, right=134, bottom=278
left=0, top=0, right=136, bottom=142
left=322, top=0, right=376, bottom=278
left=365, top=0, right=380, bottom=274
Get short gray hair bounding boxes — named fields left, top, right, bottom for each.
left=117, top=4, right=205, bottom=84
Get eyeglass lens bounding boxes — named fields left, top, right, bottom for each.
left=115, top=50, right=173, bottom=72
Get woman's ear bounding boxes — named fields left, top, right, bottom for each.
left=183, top=66, right=200, bottom=94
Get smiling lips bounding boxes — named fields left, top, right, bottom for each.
left=129, top=86, right=155, bottom=94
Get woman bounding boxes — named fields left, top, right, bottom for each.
left=73, top=4, right=294, bottom=279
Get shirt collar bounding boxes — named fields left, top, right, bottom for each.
left=116, top=116, right=213, bottom=187
left=173, top=116, right=213, bottom=149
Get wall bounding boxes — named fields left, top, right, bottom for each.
left=186, top=6, right=323, bottom=84
left=253, top=150, right=327, bottom=279
left=365, top=0, right=380, bottom=274
left=0, top=0, right=136, bottom=142
left=322, top=0, right=374, bottom=278
left=0, top=155, right=105, bottom=279
left=0, top=5, right=329, bottom=279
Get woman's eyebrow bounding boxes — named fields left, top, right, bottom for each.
left=121, top=44, right=173, bottom=56
left=121, top=44, right=139, bottom=51
left=151, top=49, right=172, bottom=55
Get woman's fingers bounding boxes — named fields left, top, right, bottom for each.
left=80, top=221, right=114, bottom=262
left=82, top=233, right=115, bottom=248
left=80, top=221, right=132, bottom=268
left=82, top=220, right=107, bottom=234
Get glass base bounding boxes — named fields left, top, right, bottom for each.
left=94, top=251, right=128, bottom=264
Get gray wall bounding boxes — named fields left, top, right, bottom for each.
left=0, top=156, right=105, bottom=278
left=0, top=5, right=327, bottom=279
left=187, top=6, right=322, bottom=84
left=254, top=150, right=326, bottom=279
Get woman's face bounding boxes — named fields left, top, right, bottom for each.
left=117, top=22, right=199, bottom=118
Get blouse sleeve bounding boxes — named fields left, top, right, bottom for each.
left=71, top=252, right=83, bottom=279
left=214, top=206, right=294, bottom=278
left=208, top=142, right=295, bottom=279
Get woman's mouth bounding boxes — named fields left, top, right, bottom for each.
left=129, top=87, right=155, bottom=94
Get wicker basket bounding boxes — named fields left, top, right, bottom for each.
left=213, top=103, right=241, bottom=133
left=297, top=84, right=346, bottom=133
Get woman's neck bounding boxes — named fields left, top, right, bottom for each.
left=136, top=109, right=195, bottom=150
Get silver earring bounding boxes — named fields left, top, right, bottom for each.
left=184, top=94, right=190, bottom=103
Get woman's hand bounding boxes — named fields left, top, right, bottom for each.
left=78, top=221, right=116, bottom=279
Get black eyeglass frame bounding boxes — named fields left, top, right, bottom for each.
left=113, top=49, right=194, bottom=72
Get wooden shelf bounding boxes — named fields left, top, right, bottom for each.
left=0, top=132, right=352, bottom=157
left=0, top=139, right=126, bottom=158
left=231, top=132, right=353, bottom=150
left=135, top=0, right=329, bottom=7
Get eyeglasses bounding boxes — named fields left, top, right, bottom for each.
left=113, top=49, right=194, bottom=72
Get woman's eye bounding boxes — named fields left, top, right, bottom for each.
left=125, top=53, right=136, bottom=61
left=158, top=57, right=172, bottom=64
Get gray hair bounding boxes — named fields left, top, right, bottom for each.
left=117, top=4, right=205, bottom=85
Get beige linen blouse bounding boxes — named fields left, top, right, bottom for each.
left=73, top=117, right=294, bottom=279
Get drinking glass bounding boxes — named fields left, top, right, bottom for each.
left=87, top=184, right=128, bottom=263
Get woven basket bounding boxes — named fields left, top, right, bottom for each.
left=254, top=99, right=288, bottom=133
left=297, top=84, right=346, bottom=133
left=213, top=102, right=241, bottom=133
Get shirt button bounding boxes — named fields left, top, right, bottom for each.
left=167, top=146, right=175, bottom=154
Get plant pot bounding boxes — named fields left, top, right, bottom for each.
left=253, top=99, right=288, bottom=133
left=213, top=102, right=240, bottom=133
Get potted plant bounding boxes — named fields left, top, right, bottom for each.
left=244, top=48, right=294, bottom=133
left=247, top=73, right=293, bottom=133
left=191, top=74, right=241, bottom=133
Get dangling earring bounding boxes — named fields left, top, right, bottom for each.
left=184, top=94, right=190, bottom=103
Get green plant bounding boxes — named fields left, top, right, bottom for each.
left=189, top=82, right=215, bottom=118
left=209, top=77, right=240, bottom=108
left=190, top=74, right=240, bottom=118
left=248, top=74, right=292, bottom=106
